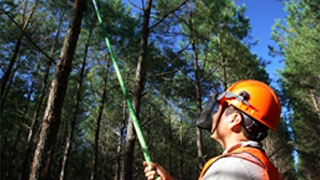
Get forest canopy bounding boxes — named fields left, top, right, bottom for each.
left=1, top=0, right=319, bottom=180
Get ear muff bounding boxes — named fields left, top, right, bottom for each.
left=241, top=112, right=268, bottom=141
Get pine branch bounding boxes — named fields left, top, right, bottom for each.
left=1, top=9, right=56, bottom=65
left=149, top=0, right=189, bottom=30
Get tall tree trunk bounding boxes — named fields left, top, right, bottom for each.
left=19, top=11, right=64, bottom=180
left=309, top=89, right=320, bottom=122
left=90, top=57, right=111, bottom=180
left=120, top=1, right=152, bottom=180
left=217, top=33, right=228, bottom=89
left=1, top=0, right=38, bottom=106
left=168, top=114, right=172, bottom=174
left=59, top=26, right=92, bottom=180
left=6, top=58, right=40, bottom=180
left=1, top=55, right=23, bottom=168
left=114, top=99, right=126, bottom=180
left=29, top=1, right=86, bottom=179
left=179, top=116, right=184, bottom=180
left=188, top=1, right=205, bottom=171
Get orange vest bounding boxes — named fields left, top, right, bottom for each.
left=198, top=147, right=282, bottom=180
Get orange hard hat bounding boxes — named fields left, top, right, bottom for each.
left=220, top=80, right=281, bottom=131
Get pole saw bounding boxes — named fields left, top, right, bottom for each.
left=91, top=0, right=153, bottom=167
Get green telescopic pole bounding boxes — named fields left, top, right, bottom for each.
left=91, top=0, right=152, bottom=166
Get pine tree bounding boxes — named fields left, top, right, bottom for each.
left=271, top=0, right=320, bottom=179
left=29, top=1, right=87, bottom=179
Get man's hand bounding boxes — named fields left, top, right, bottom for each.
left=143, top=161, right=174, bottom=180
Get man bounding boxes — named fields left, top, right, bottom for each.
left=144, top=79, right=283, bottom=180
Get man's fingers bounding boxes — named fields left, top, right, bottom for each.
left=144, top=161, right=159, bottom=168
left=151, top=162, right=159, bottom=167
left=143, top=161, right=172, bottom=180
left=144, top=162, right=157, bottom=180
left=145, top=170, right=157, bottom=180
left=144, top=166, right=153, bottom=173
left=143, top=161, right=148, bottom=167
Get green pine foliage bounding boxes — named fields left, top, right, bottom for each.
left=0, top=0, right=306, bottom=179
left=271, top=0, right=320, bottom=179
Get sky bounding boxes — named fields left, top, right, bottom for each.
left=236, top=0, right=288, bottom=85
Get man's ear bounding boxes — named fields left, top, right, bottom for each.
left=230, top=113, right=242, bottom=132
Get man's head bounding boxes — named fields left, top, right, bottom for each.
left=220, top=80, right=281, bottom=131
left=198, top=79, right=281, bottom=146
left=224, top=105, right=269, bottom=141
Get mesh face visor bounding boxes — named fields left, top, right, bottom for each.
left=196, top=91, right=250, bottom=131
left=196, top=93, right=221, bottom=131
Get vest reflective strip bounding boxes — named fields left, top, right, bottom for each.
left=198, top=147, right=283, bottom=180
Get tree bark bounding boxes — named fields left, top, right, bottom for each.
left=120, top=0, right=152, bottom=179
left=217, top=33, right=229, bottom=89
left=168, top=114, right=172, bottom=174
left=6, top=57, right=40, bottom=180
left=114, top=99, right=126, bottom=180
left=29, top=1, right=86, bottom=179
left=179, top=116, right=184, bottom=180
left=188, top=1, right=205, bottom=171
left=59, top=26, right=92, bottom=180
left=309, top=89, right=320, bottom=122
left=90, top=57, right=111, bottom=180
left=19, top=12, right=63, bottom=178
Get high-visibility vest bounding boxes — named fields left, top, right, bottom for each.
left=198, top=147, right=283, bottom=180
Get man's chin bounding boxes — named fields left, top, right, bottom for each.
left=210, top=132, right=217, bottom=140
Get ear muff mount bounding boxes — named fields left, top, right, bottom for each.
left=241, top=112, right=268, bottom=141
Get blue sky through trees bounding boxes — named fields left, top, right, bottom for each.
left=236, top=0, right=287, bottom=85
left=125, top=0, right=287, bottom=85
